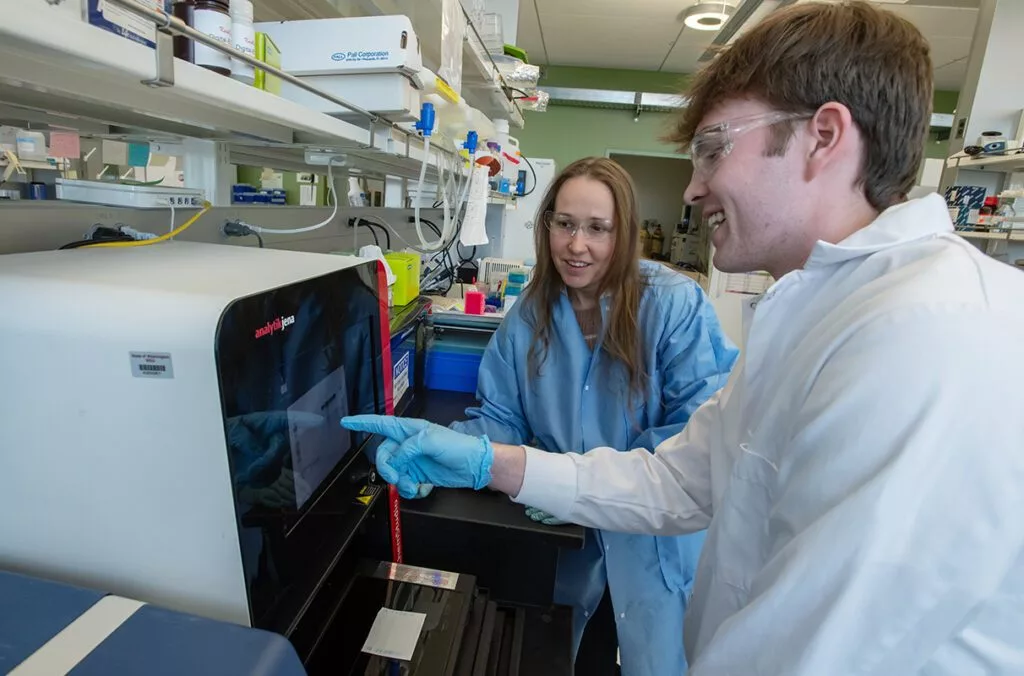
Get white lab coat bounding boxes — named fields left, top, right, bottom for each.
left=515, top=194, right=1024, bottom=675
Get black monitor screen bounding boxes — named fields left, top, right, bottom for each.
left=214, top=261, right=384, bottom=624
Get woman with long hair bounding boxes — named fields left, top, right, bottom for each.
left=443, top=156, right=738, bottom=674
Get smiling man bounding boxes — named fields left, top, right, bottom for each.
left=345, top=1, right=1024, bottom=673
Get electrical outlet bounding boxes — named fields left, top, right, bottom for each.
left=166, top=195, right=203, bottom=207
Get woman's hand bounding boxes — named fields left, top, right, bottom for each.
left=525, top=506, right=569, bottom=526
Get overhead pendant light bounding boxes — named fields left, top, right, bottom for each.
left=681, top=0, right=735, bottom=31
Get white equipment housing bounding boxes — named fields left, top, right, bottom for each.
left=0, top=243, right=386, bottom=627
left=479, top=257, right=533, bottom=286
left=55, top=177, right=205, bottom=208
left=500, top=157, right=557, bottom=263
left=255, top=16, right=425, bottom=122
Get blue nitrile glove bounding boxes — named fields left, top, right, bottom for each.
left=341, top=416, right=494, bottom=499
left=524, top=506, right=568, bottom=526
left=368, top=440, right=433, bottom=499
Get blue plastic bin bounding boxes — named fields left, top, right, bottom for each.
left=425, top=350, right=482, bottom=393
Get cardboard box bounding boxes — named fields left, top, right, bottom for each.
left=254, top=32, right=282, bottom=95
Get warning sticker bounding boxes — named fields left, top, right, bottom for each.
left=355, top=484, right=379, bottom=506
left=379, top=562, right=459, bottom=590
left=129, top=352, right=174, bottom=379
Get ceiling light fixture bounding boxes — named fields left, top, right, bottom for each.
left=681, top=1, right=736, bottom=31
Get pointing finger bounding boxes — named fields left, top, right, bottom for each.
left=341, top=415, right=429, bottom=442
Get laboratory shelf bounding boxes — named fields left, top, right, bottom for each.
left=956, top=230, right=1024, bottom=242
left=0, top=0, right=461, bottom=182
left=463, top=31, right=527, bottom=128
left=946, top=151, right=1024, bottom=173
left=253, top=0, right=340, bottom=22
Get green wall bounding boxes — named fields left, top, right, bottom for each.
left=540, top=65, right=691, bottom=94
left=518, top=67, right=685, bottom=169
left=519, top=66, right=960, bottom=168
left=926, top=89, right=960, bottom=160
left=519, top=107, right=679, bottom=170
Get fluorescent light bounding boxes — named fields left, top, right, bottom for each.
left=682, top=2, right=735, bottom=31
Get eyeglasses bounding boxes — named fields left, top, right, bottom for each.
left=543, top=211, right=615, bottom=242
left=689, top=111, right=811, bottom=179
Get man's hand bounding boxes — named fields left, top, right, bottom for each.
left=341, top=416, right=494, bottom=499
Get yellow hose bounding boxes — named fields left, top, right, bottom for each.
left=84, top=202, right=212, bottom=248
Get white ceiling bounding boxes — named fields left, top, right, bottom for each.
left=517, top=0, right=979, bottom=90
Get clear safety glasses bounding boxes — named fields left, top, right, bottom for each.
left=689, top=111, right=811, bottom=179
left=543, top=211, right=615, bottom=242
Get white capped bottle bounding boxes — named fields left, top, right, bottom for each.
left=230, top=0, right=256, bottom=85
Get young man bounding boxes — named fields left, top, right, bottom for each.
left=346, top=2, right=1024, bottom=673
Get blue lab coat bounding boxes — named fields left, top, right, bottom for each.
left=451, top=261, right=739, bottom=675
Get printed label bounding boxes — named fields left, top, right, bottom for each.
left=193, top=9, right=232, bottom=70
left=129, top=352, right=174, bottom=379
left=392, top=351, right=410, bottom=404
left=91, top=0, right=161, bottom=45
left=379, top=562, right=459, bottom=590
left=255, top=313, right=295, bottom=339
left=330, top=50, right=392, bottom=63
left=232, top=25, right=257, bottom=78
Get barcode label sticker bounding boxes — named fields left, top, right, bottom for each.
left=129, top=352, right=174, bottom=379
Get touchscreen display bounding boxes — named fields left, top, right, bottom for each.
left=216, top=264, right=383, bottom=511
left=286, top=365, right=351, bottom=509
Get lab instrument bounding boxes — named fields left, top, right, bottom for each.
left=254, top=16, right=427, bottom=121
left=0, top=243, right=389, bottom=631
left=499, top=157, right=556, bottom=262
left=307, top=560, right=476, bottom=675
left=55, top=177, right=205, bottom=208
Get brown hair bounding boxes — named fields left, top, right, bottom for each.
left=666, top=0, right=932, bottom=211
left=521, top=157, right=646, bottom=397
